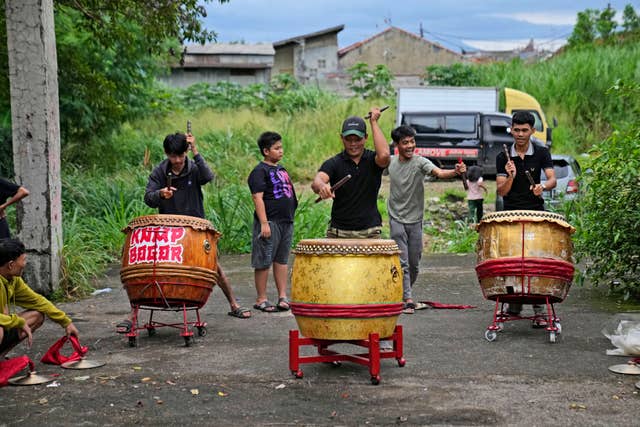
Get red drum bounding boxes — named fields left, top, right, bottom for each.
left=120, top=214, right=221, bottom=308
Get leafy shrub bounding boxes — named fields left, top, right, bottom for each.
left=572, top=81, right=640, bottom=298
left=347, top=63, right=395, bottom=99
left=424, top=63, right=481, bottom=86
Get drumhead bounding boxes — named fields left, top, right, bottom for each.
left=293, top=238, right=400, bottom=255
left=122, top=214, right=219, bottom=233
left=479, top=210, right=574, bottom=232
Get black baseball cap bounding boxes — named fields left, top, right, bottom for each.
left=341, top=116, right=367, bottom=138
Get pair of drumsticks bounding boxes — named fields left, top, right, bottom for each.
left=503, top=144, right=541, bottom=196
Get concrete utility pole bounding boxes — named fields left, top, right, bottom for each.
left=5, top=0, right=62, bottom=294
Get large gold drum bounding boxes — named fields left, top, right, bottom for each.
left=290, top=239, right=403, bottom=340
left=120, top=214, right=221, bottom=308
left=475, top=210, right=575, bottom=303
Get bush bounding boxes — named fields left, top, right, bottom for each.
left=572, top=81, right=640, bottom=298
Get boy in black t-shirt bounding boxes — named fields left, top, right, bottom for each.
left=248, top=132, right=297, bottom=312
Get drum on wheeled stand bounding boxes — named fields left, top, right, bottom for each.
left=475, top=210, right=575, bottom=343
left=120, top=214, right=220, bottom=347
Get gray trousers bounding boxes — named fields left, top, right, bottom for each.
left=390, top=218, right=423, bottom=301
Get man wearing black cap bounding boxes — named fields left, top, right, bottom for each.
left=312, top=108, right=390, bottom=238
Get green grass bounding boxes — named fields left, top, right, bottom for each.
left=55, top=38, right=640, bottom=295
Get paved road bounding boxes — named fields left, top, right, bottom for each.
left=1, top=253, right=639, bottom=426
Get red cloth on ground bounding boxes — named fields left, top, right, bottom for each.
left=40, top=335, right=88, bottom=365
left=0, top=355, right=34, bottom=386
left=419, top=301, right=476, bottom=309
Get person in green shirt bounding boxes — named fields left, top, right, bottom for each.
left=0, top=238, right=79, bottom=356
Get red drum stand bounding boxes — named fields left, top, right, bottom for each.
left=126, top=302, right=207, bottom=348
left=486, top=296, right=561, bottom=343
left=289, top=325, right=406, bottom=385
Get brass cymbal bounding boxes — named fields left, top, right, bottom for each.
left=61, top=358, right=106, bottom=369
left=8, top=371, right=56, bottom=386
left=608, top=363, right=640, bottom=375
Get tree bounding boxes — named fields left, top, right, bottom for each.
left=622, top=4, right=640, bottom=33
left=0, top=0, right=229, bottom=164
left=596, top=4, right=617, bottom=41
left=567, top=9, right=598, bottom=48
left=346, top=63, right=394, bottom=99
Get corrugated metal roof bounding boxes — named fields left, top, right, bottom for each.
left=184, top=43, right=275, bottom=55
left=273, top=25, right=344, bottom=47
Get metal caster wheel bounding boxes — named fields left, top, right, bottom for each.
left=184, top=336, right=191, bottom=347
left=549, top=331, right=557, bottom=343
left=553, top=321, right=562, bottom=334
left=128, top=336, right=137, bottom=347
left=197, top=326, right=207, bottom=337
left=397, top=358, right=406, bottom=367
left=293, top=370, right=303, bottom=379
left=371, top=375, right=381, bottom=385
left=485, top=330, right=497, bottom=342
left=147, top=328, right=156, bottom=337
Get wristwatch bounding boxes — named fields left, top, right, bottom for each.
left=541, top=184, right=547, bottom=191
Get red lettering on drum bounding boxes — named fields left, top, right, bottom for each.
left=170, top=228, right=185, bottom=244
left=126, top=226, right=187, bottom=265
left=158, top=245, right=169, bottom=260
left=170, top=246, right=183, bottom=263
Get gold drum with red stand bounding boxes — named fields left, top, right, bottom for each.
left=120, top=214, right=221, bottom=308
left=290, top=239, right=403, bottom=340
left=475, top=210, right=575, bottom=303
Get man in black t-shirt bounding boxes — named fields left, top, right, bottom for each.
left=0, top=178, right=29, bottom=239
left=312, top=108, right=390, bottom=238
left=496, top=111, right=557, bottom=326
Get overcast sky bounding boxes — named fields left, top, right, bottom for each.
left=202, top=0, right=639, bottom=52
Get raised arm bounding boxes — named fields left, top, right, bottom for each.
left=368, top=108, right=390, bottom=168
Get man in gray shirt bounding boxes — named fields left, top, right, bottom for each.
left=386, top=126, right=466, bottom=313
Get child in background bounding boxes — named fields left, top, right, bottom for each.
left=466, top=165, right=487, bottom=224
left=248, top=132, right=298, bottom=313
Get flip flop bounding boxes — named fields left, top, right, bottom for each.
left=277, top=297, right=290, bottom=311
left=228, top=306, right=251, bottom=319
left=116, top=319, right=132, bottom=334
left=402, top=302, right=415, bottom=314
left=253, top=301, right=277, bottom=313
left=414, top=302, right=430, bottom=310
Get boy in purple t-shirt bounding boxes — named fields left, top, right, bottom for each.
left=248, top=132, right=297, bottom=313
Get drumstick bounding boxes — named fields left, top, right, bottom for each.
left=187, top=120, right=193, bottom=152
left=315, top=174, right=352, bottom=203
left=458, top=157, right=468, bottom=191
left=503, top=144, right=513, bottom=178
left=364, top=106, right=389, bottom=119
left=524, top=170, right=543, bottom=198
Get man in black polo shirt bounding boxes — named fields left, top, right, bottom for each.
left=496, top=111, right=557, bottom=327
left=312, top=108, right=390, bottom=238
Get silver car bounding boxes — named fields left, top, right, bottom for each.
left=541, top=154, right=581, bottom=206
